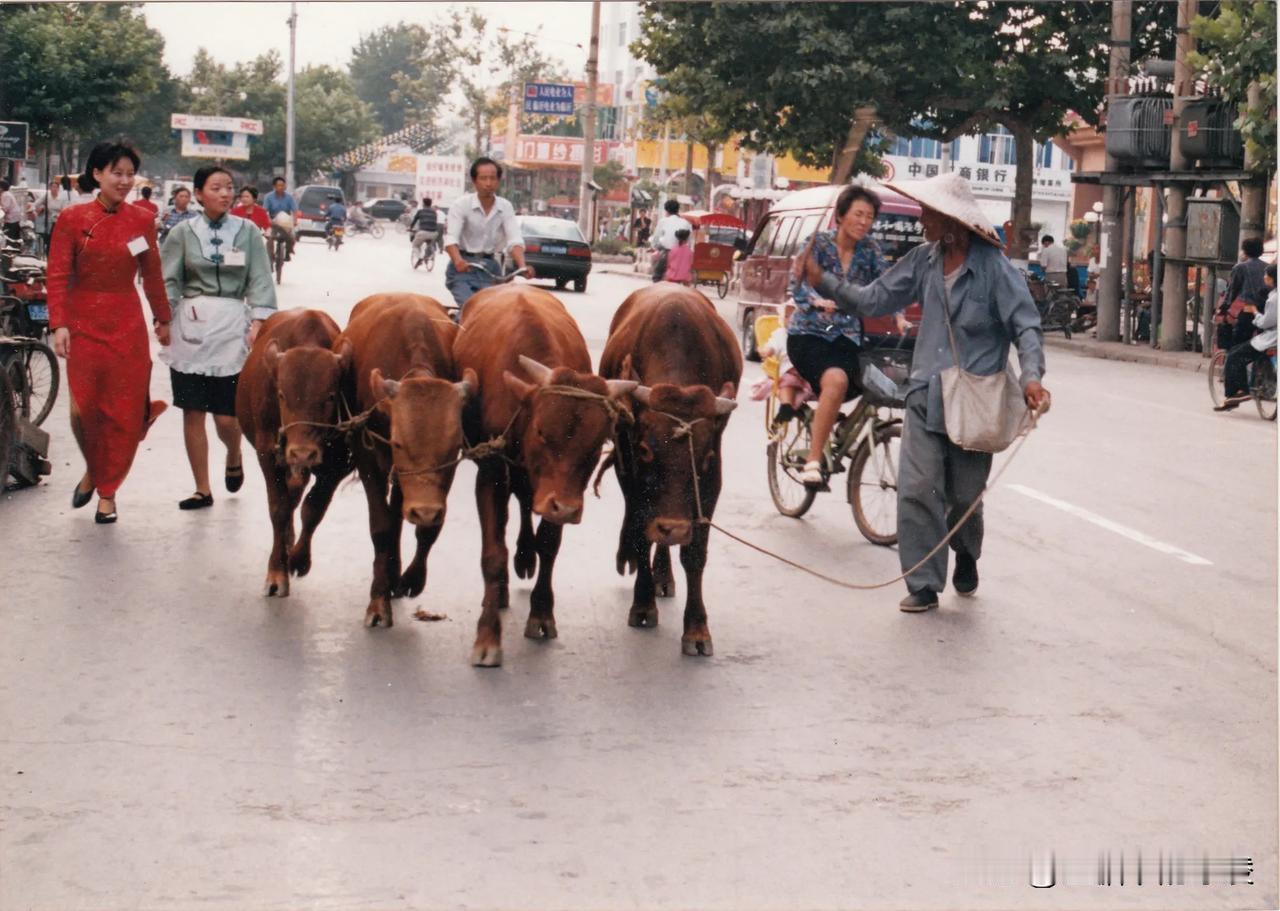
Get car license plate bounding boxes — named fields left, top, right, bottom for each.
left=27, top=303, right=48, bottom=322
left=542, top=244, right=567, bottom=255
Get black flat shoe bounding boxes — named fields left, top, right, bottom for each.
left=899, top=588, right=938, bottom=612
left=179, top=492, right=214, bottom=510
left=95, top=501, right=117, bottom=524
left=71, top=480, right=94, bottom=509
left=225, top=463, right=244, bottom=493
left=953, top=554, right=979, bottom=596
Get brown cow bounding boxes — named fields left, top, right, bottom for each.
left=338, top=293, right=475, bottom=628
left=237, top=309, right=353, bottom=597
left=598, top=284, right=742, bottom=656
left=453, top=284, right=636, bottom=667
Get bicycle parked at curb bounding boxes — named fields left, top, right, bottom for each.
left=757, top=313, right=907, bottom=546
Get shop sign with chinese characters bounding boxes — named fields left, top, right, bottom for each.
left=881, top=155, right=1072, bottom=201
left=513, top=136, right=621, bottom=167
left=416, top=154, right=468, bottom=204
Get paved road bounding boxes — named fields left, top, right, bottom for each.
left=3, top=231, right=1275, bottom=909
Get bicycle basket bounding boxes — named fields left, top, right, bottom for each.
left=860, top=362, right=908, bottom=408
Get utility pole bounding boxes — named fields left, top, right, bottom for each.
left=285, top=2, right=297, bottom=191
left=577, top=0, right=601, bottom=239
left=1097, top=0, right=1130, bottom=342
left=1158, top=0, right=1195, bottom=352
left=1240, top=80, right=1267, bottom=245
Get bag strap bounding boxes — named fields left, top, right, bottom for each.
left=939, top=256, right=965, bottom=371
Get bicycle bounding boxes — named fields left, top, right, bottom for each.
left=1025, top=272, right=1075, bottom=339
left=758, top=315, right=907, bottom=545
left=1209, top=342, right=1277, bottom=420
left=268, top=226, right=290, bottom=285
left=411, top=233, right=438, bottom=272
left=0, top=331, right=59, bottom=427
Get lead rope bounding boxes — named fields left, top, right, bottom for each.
left=652, top=402, right=1046, bottom=592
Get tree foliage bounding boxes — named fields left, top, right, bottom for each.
left=349, top=23, right=453, bottom=139
left=1188, top=0, right=1277, bottom=172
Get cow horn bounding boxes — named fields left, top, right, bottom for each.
left=371, top=367, right=398, bottom=401
left=713, top=396, right=738, bottom=416
left=518, top=355, right=554, bottom=386
left=605, top=379, right=638, bottom=398
left=631, top=385, right=652, bottom=405
left=456, top=367, right=478, bottom=402
left=335, top=338, right=353, bottom=372
left=263, top=339, right=282, bottom=371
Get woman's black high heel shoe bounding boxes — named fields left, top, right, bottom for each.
left=71, top=478, right=94, bottom=509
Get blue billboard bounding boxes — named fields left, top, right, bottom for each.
left=523, top=82, right=576, bottom=117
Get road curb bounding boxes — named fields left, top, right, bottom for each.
left=1043, top=335, right=1211, bottom=373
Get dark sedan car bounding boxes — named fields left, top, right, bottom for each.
left=365, top=197, right=410, bottom=221
left=518, top=216, right=592, bottom=292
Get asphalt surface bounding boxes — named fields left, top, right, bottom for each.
left=2, top=230, right=1275, bottom=910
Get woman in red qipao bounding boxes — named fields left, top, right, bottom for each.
left=46, top=142, right=172, bottom=524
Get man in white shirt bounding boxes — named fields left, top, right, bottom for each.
left=0, top=179, right=21, bottom=243
left=444, top=157, right=533, bottom=317
left=1038, top=234, right=1069, bottom=288
left=648, top=197, right=692, bottom=281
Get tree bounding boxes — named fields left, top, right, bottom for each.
left=1188, top=0, right=1277, bottom=173
left=636, top=2, right=1175, bottom=259
left=593, top=159, right=627, bottom=194
left=282, top=66, right=381, bottom=182
left=0, top=3, right=168, bottom=172
left=349, top=22, right=453, bottom=140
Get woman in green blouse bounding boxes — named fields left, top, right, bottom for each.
left=160, top=165, right=276, bottom=510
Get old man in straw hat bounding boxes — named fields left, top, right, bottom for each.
left=802, top=171, right=1051, bottom=613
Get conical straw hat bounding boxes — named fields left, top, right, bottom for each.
left=884, top=172, right=1002, bottom=247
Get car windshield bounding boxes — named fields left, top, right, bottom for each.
left=520, top=217, right=585, bottom=242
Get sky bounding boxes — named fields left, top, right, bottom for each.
left=142, top=1, right=596, bottom=77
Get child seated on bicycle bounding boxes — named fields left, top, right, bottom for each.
left=662, top=229, right=693, bottom=285
left=755, top=303, right=814, bottom=424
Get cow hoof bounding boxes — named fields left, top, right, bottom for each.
left=514, top=545, right=537, bottom=580
left=470, top=643, right=503, bottom=667
left=524, top=615, right=558, bottom=640
left=288, top=545, right=312, bottom=578
left=682, top=636, right=714, bottom=657
left=364, top=600, right=394, bottom=628
left=628, top=606, right=659, bottom=628
left=616, top=550, right=640, bottom=576
left=397, top=563, right=426, bottom=598
left=263, top=572, right=290, bottom=598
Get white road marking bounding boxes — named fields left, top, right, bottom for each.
left=1005, top=483, right=1214, bottom=566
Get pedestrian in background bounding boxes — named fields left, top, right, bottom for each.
left=0, top=179, right=21, bottom=242
left=160, top=164, right=277, bottom=511
left=1037, top=234, right=1068, bottom=287
left=803, top=172, right=1049, bottom=613
left=133, top=185, right=159, bottom=220
left=159, top=186, right=197, bottom=241
left=231, top=186, right=271, bottom=233
left=45, top=141, right=172, bottom=525
left=649, top=198, right=690, bottom=282
left=34, top=178, right=70, bottom=252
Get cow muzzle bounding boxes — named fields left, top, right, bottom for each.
left=403, top=501, right=446, bottom=528
left=533, top=492, right=583, bottom=525
left=285, top=443, right=322, bottom=470
left=647, top=517, right=693, bottom=546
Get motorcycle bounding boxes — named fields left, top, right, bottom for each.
left=346, top=219, right=384, bottom=239
left=325, top=222, right=345, bottom=252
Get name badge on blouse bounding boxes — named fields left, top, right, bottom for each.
left=222, top=249, right=246, bottom=267
left=126, top=236, right=149, bottom=256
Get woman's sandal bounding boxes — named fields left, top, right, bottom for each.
left=225, top=462, right=245, bottom=493
left=95, top=498, right=118, bottom=524
left=179, top=492, right=214, bottom=510
left=71, top=475, right=94, bottom=509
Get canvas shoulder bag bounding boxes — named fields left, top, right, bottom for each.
left=938, top=279, right=1029, bottom=453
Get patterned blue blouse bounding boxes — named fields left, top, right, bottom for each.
left=788, top=230, right=886, bottom=344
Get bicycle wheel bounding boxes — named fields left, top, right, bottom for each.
left=274, top=239, right=285, bottom=286
left=1208, top=349, right=1227, bottom=409
left=767, top=417, right=817, bottom=518
left=848, top=421, right=901, bottom=546
left=425, top=248, right=436, bottom=273
left=5, top=340, right=58, bottom=426
left=370, top=223, right=385, bottom=239
left=410, top=244, right=420, bottom=269
left=1253, top=357, right=1277, bottom=421
left=716, top=274, right=729, bottom=299
left=0, top=368, right=14, bottom=487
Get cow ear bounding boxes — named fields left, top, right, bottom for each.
left=263, top=339, right=282, bottom=372
left=335, top=338, right=354, bottom=374
left=518, top=355, right=554, bottom=386
left=713, top=395, right=738, bottom=416
left=605, top=379, right=638, bottom=398
left=631, top=385, right=652, bottom=405
left=503, top=369, right=536, bottom=401
left=371, top=367, right=398, bottom=401
left=456, top=367, right=478, bottom=402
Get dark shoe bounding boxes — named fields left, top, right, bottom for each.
left=225, top=462, right=244, bottom=493
left=773, top=403, right=796, bottom=425
left=71, top=477, right=94, bottom=509
left=899, top=588, right=938, bottom=612
left=94, top=500, right=117, bottom=524
left=179, top=492, right=214, bottom=510
left=1214, top=396, right=1249, bottom=412
left=953, top=554, right=978, bottom=596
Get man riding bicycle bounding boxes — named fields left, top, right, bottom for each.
left=410, top=197, right=440, bottom=265
left=443, top=158, right=533, bottom=318
left=262, top=177, right=297, bottom=262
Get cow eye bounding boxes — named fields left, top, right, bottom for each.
left=637, top=441, right=654, bottom=463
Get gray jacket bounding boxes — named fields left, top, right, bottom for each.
left=817, top=239, right=1045, bottom=435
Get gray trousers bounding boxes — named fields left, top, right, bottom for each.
left=898, top=391, right=992, bottom=594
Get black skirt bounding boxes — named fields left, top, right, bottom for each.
left=170, top=368, right=239, bottom=416
left=786, top=333, right=861, bottom=401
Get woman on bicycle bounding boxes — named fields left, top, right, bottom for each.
left=46, top=141, right=172, bottom=524
left=787, top=184, right=887, bottom=487
left=1217, top=263, right=1277, bottom=411
left=160, top=165, right=276, bottom=510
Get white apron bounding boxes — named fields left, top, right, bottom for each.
left=160, top=294, right=250, bottom=377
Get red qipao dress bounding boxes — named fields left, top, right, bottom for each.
left=45, top=199, right=172, bottom=498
